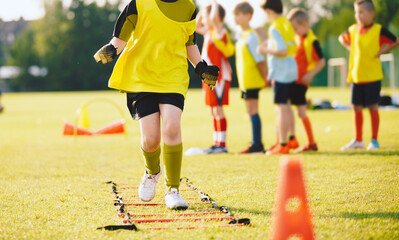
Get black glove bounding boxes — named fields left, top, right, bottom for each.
left=195, top=60, right=220, bottom=90
left=94, top=43, right=117, bottom=64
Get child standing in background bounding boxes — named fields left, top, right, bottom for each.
left=339, top=0, right=399, bottom=151
left=233, top=1, right=268, bottom=154
left=287, top=8, right=325, bottom=152
left=258, top=0, right=298, bottom=155
left=196, top=1, right=234, bottom=154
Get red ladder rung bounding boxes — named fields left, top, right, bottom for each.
left=123, top=216, right=237, bottom=224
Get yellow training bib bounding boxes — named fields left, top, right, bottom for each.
left=236, top=29, right=265, bottom=90
left=108, top=0, right=196, bottom=97
left=269, top=17, right=297, bottom=58
left=348, top=23, right=383, bottom=83
left=303, top=29, right=318, bottom=72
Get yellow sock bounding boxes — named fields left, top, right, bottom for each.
left=141, top=147, right=161, bottom=175
left=163, top=143, right=182, bottom=189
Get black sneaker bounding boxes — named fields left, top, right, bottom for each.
left=239, top=144, right=265, bottom=154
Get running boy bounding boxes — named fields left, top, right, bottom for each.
left=233, top=2, right=268, bottom=154
left=287, top=8, right=325, bottom=152
left=339, top=0, right=399, bottom=150
left=258, top=0, right=298, bottom=155
left=196, top=1, right=234, bottom=154
left=94, top=0, right=219, bottom=210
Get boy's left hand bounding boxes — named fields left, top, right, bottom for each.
left=195, top=60, right=220, bottom=90
left=302, top=73, right=313, bottom=85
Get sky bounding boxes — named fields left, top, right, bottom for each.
left=0, top=0, right=118, bottom=21
left=0, top=0, right=267, bottom=30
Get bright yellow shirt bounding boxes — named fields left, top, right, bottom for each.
left=108, top=0, right=196, bottom=97
left=269, top=16, right=297, bottom=58
left=303, top=29, right=318, bottom=72
left=236, top=29, right=265, bottom=90
left=348, top=23, right=383, bottom=83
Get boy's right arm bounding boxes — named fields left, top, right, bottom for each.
left=94, top=38, right=126, bottom=64
left=94, top=0, right=136, bottom=63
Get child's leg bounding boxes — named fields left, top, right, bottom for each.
left=274, top=106, right=280, bottom=145
left=368, top=104, right=379, bottom=140
left=297, top=105, right=315, bottom=145
left=139, top=113, right=161, bottom=175
left=286, top=102, right=295, bottom=139
left=211, top=106, right=227, bottom=147
left=211, top=108, right=219, bottom=147
left=159, top=104, right=183, bottom=190
left=353, top=105, right=363, bottom=141
left=278, top=103, right=291, bottom=144
left=245, top=99, right=262, bottom=146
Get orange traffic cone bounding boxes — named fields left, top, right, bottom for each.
left=63, top=121, right=93, bottom=136
left=94, top=119, right=125, bottom=135
left=270, top=156, right=315, bottom=240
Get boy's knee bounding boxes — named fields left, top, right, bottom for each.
left=297, top=109, right=307, bottom=118
left=278, top=103, right=289, bottom=110
left=162, top=122, right=180, bottom=141
left=142, top=137, right=161, bottom=152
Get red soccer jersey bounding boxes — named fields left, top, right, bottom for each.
left=201, top=28, right=232, bottom=82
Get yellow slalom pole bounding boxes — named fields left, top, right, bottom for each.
left=73, top=98, right=128, bottom=140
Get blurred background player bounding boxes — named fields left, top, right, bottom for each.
left=94, top=0, right=219, bottom=210
left=258, top=0, right=298, bottom=155
left=339, top=0, right=399, bottom=151
left=287, top=8, right=325, bottom=152
left=233, top=2, right=268, bottom=154
left=196, top=1, right=234, bottom=154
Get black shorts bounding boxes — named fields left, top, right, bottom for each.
left=241, top=89, right=261, bottom=99
left=126, top=92, right=185, bottom=120
left=290, top=83, right=308, bottom=105
left=273, top=81, right=295, bottom=104
left=351, top=81, right=381, bottom=106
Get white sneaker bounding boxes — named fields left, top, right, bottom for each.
left=138, top=166, right=161, bottom=202
left=341, top=139, right=365, bottom=151
left=367, top=139, right=380, bottom=150
left=165, top=188, right=188, bottom=210
left=203, top=145, right=228, bottom=154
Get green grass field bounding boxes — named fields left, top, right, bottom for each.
left=0, top=88, right=398, bottom=239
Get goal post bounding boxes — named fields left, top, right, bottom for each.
left=379, top=53, right=395, bottom=89
left=327, top=57, right=347, bottom=88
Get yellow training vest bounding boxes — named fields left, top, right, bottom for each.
left=212, top=30, right=235, bottom=58
left=348, top=23, right=383, bottom=83
left=303, top=29, right=318, bottom=72
left=269, top=17, right=297, bottom=58
left=108, top=0, right=196, bottom=97
left=236, top=29, right=265, bottom=90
